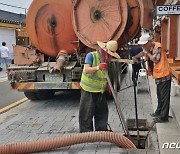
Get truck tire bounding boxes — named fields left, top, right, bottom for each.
left=24, top=90, right=55, bottom=100
left=24, top=92, right=39, bottom=100
left=36, top=90, right=55, bottom=100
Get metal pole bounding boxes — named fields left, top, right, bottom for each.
left=132, top=64, right=140, bottom=146
left=105, top=70, right=131, bottom=138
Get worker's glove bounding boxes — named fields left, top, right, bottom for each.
left=97, top=63, right=107, bottom=71
left=49, top=67, right=54, bottom=74
left=107, top=85, right=112, bottom=95
left=132, top=57, right=138, bottom=63
left=143, top=49, right=148, bottom=55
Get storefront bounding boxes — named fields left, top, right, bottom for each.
left=0, top=27, right=16, bottom=52
left=155, top=0, right=180, bottom=58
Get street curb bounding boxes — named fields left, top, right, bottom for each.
left=148, top=77, right=180, bottom=154
left=170, top=97, right=180, bottom=131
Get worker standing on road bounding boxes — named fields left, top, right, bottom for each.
left=132, top=33, right=171, bottom=123
left=79, top=40, right=120, bottom=132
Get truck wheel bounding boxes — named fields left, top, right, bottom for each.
left=36, top=90, right=55, bottom=100
left=24, top=92, right=39, bottom=100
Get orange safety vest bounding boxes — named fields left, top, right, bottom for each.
left=147, top=42, right=171, bottom=79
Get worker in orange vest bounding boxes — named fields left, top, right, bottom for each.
left=132, top=33, right=171, bottom=123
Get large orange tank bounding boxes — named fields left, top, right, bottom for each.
left=26, top=0, right=154, bottom=55
left=26, top=0, right=78, bottom=57
left=73, top=0, right=128, bottom=49
left=72, top=0, right=153, bottom=49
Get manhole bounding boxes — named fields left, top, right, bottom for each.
left=126, top=118, right=149, bottom=131
left=130, top=135, right=147, bottom=149
left=125, top=119, right=154, bottom=149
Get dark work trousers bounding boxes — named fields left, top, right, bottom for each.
left=155, top=79, right=171, bottom=121
left=79, top=89, right=108, bottom=133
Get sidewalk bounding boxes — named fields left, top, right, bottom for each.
left=1, top=69, right=180, bottom=153
left=148, top=77, right=180, bottom=154
left=0, top=69, right=7, bottom=79
left=0, top=70, right=159, bottom=153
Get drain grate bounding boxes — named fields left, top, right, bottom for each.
left=126, top=119, right=149, bottom=131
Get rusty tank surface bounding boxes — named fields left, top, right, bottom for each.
left=26, top=0, right=78, bottom=57
left=72, top=0, right=150, bottom=49
left=26, top=0, right=154, bottom=54
left=73, top=0, right=128, bottom=49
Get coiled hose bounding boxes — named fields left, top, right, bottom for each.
left=0, top=131, right=136, bottom=153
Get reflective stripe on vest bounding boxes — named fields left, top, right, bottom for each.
left=155, top=55, right=167, bottom=66
left=152, top=42, right=171, bottom=79
left=80, top=51, right=107, bottom=93
left=82, top=72, right=106, bottom=81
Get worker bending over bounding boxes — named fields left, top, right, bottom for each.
left=132, top=33, right=171, bottom=123
left=79, top=40, right=120, bottom=132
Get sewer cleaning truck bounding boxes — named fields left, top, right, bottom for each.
left=7, top=0, right=154, bottom=100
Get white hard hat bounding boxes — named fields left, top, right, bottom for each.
left=138, top=33, right=152, bottom=45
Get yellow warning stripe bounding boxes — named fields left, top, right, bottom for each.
left=13, top=83, right=35, bottom=90
left=0, top=79, right=7, bottom=83
left=72, top=82, right=80, bottom=89
left=29, top=84, right=35, bottom=89
left=18, top=83, right=27, bottom=89
left=0, top=98, right=28, bottom=113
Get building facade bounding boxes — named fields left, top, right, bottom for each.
left=155, top=0, right=180, bottom=58
left=0, top=9, right=28, bottom=52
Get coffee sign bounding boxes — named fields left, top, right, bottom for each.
left=156, top=5, right=180, bottom=15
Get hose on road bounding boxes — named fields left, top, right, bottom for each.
left=0, top=131, right=136, bottom=153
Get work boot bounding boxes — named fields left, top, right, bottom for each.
left=153, top=117, right=168, bottom=123
left=150, top=113, right=158, bottom=117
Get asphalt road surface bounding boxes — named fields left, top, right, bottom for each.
left=0, top=79, right=26, bottom=109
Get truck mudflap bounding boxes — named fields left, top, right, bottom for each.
left=11, top=82, right=81, bottom=90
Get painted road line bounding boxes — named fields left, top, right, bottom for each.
left=0, top=98, right=28, bottom=114
left=0, top=78, right=8, bottom=83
